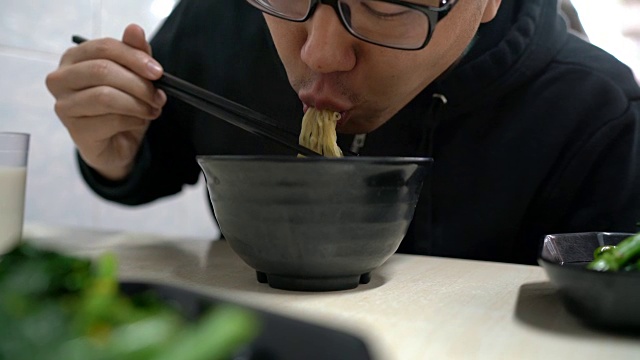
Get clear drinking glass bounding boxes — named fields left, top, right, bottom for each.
left=0, top=132, right=30, bottom=254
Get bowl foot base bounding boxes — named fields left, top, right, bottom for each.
left=256, top=271, right=371, bottom=291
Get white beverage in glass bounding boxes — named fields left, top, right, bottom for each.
left=0, top=132, right=29, bottom=254
left=0, top=167, right=27, bottom=253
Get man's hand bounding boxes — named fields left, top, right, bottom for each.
left=46, top=24, right=167, bottom=181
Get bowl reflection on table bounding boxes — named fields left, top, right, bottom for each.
left=197, top=155, right=432, bottom=291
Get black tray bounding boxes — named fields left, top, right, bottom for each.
left=120, top=281, right=373, bottom=360
left=538, top=232, right=640, bottom=332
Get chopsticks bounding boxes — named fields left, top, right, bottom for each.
left=72, top=35, right=325, bottom=157
left=152, top=73, right=323, bottom=157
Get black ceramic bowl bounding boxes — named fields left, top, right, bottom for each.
left=538, top=232, right=640, bottom=331
left=197, top=155, right=432, bottom=291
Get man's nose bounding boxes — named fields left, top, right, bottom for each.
left=300, top=5, right=357, bottom=73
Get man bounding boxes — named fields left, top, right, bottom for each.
left=46, top=0, right=640, bottom=265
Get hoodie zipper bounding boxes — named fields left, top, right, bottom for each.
left=413, top=92, right=448, bottom=254
left=416, top=93, right=448, bottom=157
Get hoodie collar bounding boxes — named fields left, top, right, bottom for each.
left=434, top=0, right=568, bottom=113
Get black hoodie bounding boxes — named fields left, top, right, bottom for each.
left=80, top=0, right=640, bottom=265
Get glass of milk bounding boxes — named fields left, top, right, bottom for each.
left=0, top=132, right=29, bottom=254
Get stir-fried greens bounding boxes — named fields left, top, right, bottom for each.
left=588, top=233, right=640, bottom=272
left=0, top=243, right=259, bottom=360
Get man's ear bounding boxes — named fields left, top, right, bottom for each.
left=481, top=0, right=502, bottom=23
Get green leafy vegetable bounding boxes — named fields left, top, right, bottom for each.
left=587, top=233, right=640, bottom=272
left=0, top=243, right=260, bottom=360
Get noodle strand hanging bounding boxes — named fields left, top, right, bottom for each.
left=299, top=108, right=343, bottom=157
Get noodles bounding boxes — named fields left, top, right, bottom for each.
left=299, top=108, right=343, bottom=157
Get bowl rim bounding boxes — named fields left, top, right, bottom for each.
left=538, top=257, right=640, bottom=279
left=196, top=155, right=434, bottom=165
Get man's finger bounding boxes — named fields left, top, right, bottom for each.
left=55, top=86, right=162, bottom=121
left=60, top=37, right=163, bottom=80
left=47, top=59, right=165, bottom=109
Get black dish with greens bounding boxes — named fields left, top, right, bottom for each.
left=538, top=232, right=640, bottom=332
left=0, top=243, right=372, bottom=360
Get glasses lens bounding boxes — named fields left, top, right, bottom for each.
left=339, top=0, right=430, bottom=50
left=249, top=0, right=311, bottom=20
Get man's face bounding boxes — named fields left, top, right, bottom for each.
left=264, top=0, right=499, bottom=134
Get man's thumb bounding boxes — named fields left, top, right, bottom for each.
left=122, top=24, right=152, bottom=55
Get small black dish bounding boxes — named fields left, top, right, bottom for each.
left=538, top=232, right=640, bottom=332
left=120, top=281, right=373, bottom=360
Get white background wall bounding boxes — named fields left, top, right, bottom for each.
left=0, top=1, right=638, bottom=239
left=572, top=0, right=640, bottom=81
left=0, top=0, right=218, bottom=239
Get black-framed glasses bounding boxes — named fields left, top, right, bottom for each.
left=246, top=0, right=459, bottom=50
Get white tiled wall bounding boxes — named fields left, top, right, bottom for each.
left=0, top=0, right=219, bottom=240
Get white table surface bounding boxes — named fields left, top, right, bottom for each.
left=22, top=223, right=640, bottom=360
